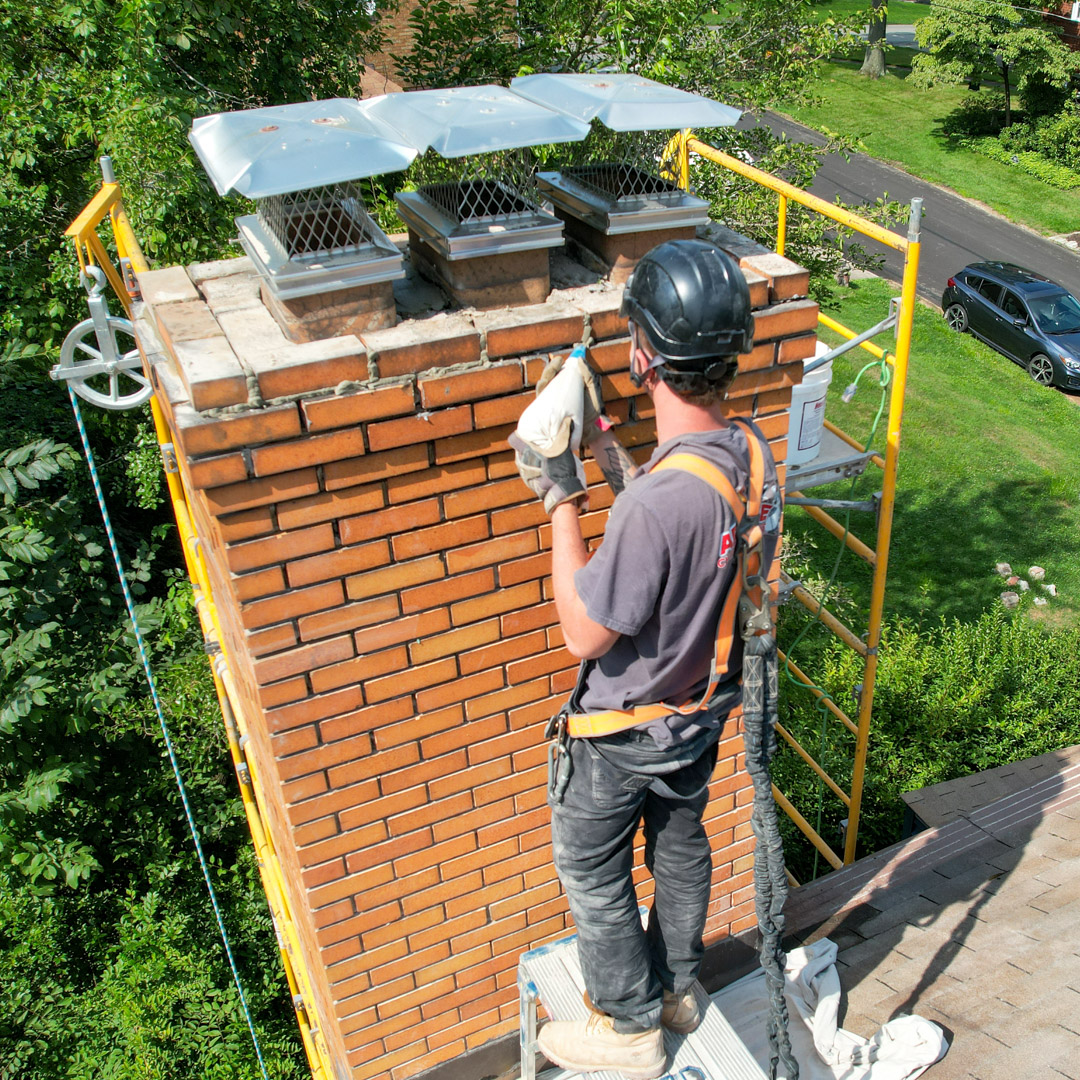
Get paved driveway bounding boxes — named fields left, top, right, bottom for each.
left=736, top=112, right=1080, bottom=307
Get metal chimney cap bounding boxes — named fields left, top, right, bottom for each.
left=189, top=98, right=420, bottom=199
left=357, top=85, right=591, bottom=159
left=509, top=73, right=742, bottom=132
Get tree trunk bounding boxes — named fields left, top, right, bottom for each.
left=1003, top=63, right=1012, bottom=126
left=859, top=0, right=887, bottom=78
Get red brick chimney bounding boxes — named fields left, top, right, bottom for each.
left=135, top=239, right=816, bottom=1080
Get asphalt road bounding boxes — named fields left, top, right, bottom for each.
left=737, top=111, right=1080, bottom=308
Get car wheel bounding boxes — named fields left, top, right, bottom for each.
left=944, top=303, right=968, bottom=332
left=1027, top=353, right=1055, bottom=387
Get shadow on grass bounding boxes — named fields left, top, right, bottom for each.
left=784, top=470, right=1076, bottom=628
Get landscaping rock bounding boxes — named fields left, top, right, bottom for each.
left=1029, top=565, right=1046, bottom=581
left=1043, top=583, right=1058, bottom=597
left=1006, top=575, right=1020, bottom=586
left=1000, top=591, right=1020, bottom=609
left=1018, top=579, right=1030, bottom=592
left=1034, top=596, right=1048, bottom=607
left=995, top=562, right=1012, bottom=577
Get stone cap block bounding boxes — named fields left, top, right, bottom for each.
left=360, top=312, right=481, bottom=378
left=698, top=222, right=771, bottom=260
left=187, top=255, right=255, bottom=286
left=740, top=253, right=811, bottom=303
left=216, top=305, right=292, bottom=364
left=172, top=336, right=249, bottom=410
left=136, top=265, right=199, bottom=307
left=199, top=272, right=263, bottom=317
left=558, top=287, right=628, bottom=342
left=154, top=299, right=225, bottom=352
left=752, top=298, right=819, bottom=344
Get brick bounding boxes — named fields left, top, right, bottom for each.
left=418, top=363, right=522, bottom=409
left=185, top=452, right=248, bottom=490
left=469, top=727, right=539, bottom=768
left=490, top=449, right=524, bottom=480
left=361, top=318, right=481, bottom=377
left=345, top=554, right=445, bottom=602
left=387, top=459, right=486, bottom=504
left=353, top=609, right=450, bottom=656
left=753, top=413, right=788, bottom=441
left=251, top=427, right=367, bottom=477
left=295, top=591, right=396, bottom=641
left=388, top=790, right=475, bottom=840
left=310, top=645, right=410, bottom=694
left=755, top=386, right=794, bottom=414
left=272, top=725, right=320, bottom=757
left=367, top=405, right=472, bottom=452
left=497, top=551, right=551, bottom=589
left=414, top=668, right=503, bottom=714
left=277, top=732, right=373, bottom=783
left=289, top=540, right=391, bottom=589
left=381, top=749, right=469, bottom=796
left=324, top=444, right=430, bottom=493
left=490, top=500, right=549, bottom=536
left=451, top=580, right=541, bottom=627
left=477, top=304, right=584, bottom=359
left=392, top=832, right=478, bottom=880
left=446, top=531, right=536, bottom=578
left=736, top=341, right=778, bottom=373
left=363, top=907, right=445, bottom=951
left=245, top=583, right=345, bottom=630
left=400, top=568, right=494, bottom=615
left=249, top=336, right=368, bottom=399
left=391, top=514, right=489, bottom=562
left=408, top=619, right=501, bottom=665
left=473, top=391, right=532, bottom=430
left=429, top=757, right=511, bottom=802
left=203, top=467, right=320, bottom=516
left=217, top=506, right=276, bottom=543
left=752, top=298, right=819, bottom=342
left=501, top=599, right=558, bottom=636
left=339, top=498, right=441, bottom=546
left=302, top=382, right=416, bottom=432
left=277, top=482, right=385, bottom=531
left=507, top=649, right=575, bottom=685
left=326, top=743, right=420, bottom=793
left=247, top=622, right=298, bottom=657
left=374, top=705, right=464, bottom=752
left=459, top=629, right=547, bottom=676
left=432, top=424, right=514, bottom=467
left=585, top=337, right=630, bottom=373
left=443, top=476, right=532, bottom=520
left=257, top=676, right=308, bottom=710
left=777, top=332, right=818, bottom=364
left=226, top=522, right=334, bottom=574
left=266, top=685, right=364, bottom=734
left=232, top=565, right=285, bottom=602
left=337, top=783, right=428, bottom=833
left=727, top=365, right=799, bottom=401
left=466, top=676, right=548, bottom=722
left=253, top=634, right=353, bottom=686
left=421, top=714, right=506, bottom=763
left=364, top=656, right=458, bottom=705
left=317, top=696, right=416, bottom=744
left=473, top=762, right=543, bottom=806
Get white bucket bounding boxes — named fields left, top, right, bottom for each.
left=788, top=342, right=832, bottom=466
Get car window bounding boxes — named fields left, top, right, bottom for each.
left=1029, top=291, right=1080, bottom=334
left=975, top=278, right=1004, bottom=307
left=1001, top=290, right=1026, bottom=320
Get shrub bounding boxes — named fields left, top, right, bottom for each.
left=965, top=136, right=1080, bottom=189
left=776, top=607, right=1080, bottom=875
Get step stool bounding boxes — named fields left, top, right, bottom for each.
left=518, top=933, right=768, bottom=1080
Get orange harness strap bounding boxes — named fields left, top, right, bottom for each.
left=567, top=423, right=769, bottom=740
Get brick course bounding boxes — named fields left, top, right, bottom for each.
left=143, top=242, right=814, bottom=1079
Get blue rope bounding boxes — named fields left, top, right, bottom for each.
left=67, top=388, right=271, bottom=1080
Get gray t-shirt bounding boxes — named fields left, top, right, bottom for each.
left=573, top=422, right=781, bottom=748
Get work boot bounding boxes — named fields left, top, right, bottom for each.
left=537, top=1013, right=666, bottom=1079
left=661, top=988, right=701, bottom=1035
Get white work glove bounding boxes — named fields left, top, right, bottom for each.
left=510, top=345, right=594, bottom=514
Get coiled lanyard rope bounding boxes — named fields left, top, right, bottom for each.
left=67, top=388, right=270, bottom=1080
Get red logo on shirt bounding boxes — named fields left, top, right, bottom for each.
left=717, top=526, right=736, bottom=569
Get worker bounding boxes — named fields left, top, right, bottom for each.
left=510, top=239, right=782, bottom=1079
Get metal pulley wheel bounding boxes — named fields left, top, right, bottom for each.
left=52, top=266, right=152, bottom=411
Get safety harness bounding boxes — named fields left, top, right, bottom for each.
left=562, top=417, right=775, bottom=740
left=545, top=416, right=799, bottom=1080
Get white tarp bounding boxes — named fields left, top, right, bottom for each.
left=713, top=939, right=949, bottom=1080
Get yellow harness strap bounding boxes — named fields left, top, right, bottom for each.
left=567, top=426, right=768, bottom=740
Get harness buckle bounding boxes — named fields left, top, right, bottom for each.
left=546, top=710, right=572, bottom=803
left=738, top=538, right=773, bottom=640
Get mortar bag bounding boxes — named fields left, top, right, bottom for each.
left=514, top=353, right=586, bottom=459
left=535, top=345, right=612, bottom=447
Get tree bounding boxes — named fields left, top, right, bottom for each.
left=860, top=0, right=887, bottom=80
left=911, top=0, right=1080, bottom=127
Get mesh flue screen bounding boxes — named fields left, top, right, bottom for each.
left=258, top=181, right=380, bottom=260
left=418, top=179, right=534, bottom=225
left=562, top=163, right=682, bottom=203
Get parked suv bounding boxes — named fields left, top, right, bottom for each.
left=941, top=262, right=1080, bottom=391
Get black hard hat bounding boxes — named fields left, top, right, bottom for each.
left=620, top=239, right=754, bottom=370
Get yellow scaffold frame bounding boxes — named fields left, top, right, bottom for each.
left=667, top=131, right=921, bottom=872
left=65, top=176, right=337, bottom=1080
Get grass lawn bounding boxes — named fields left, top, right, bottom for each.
left=809, top=0, right=932, bottom=23
left=782, top=277, right=1080, bottom=633
left=779, top=61, right=1080, bottom=236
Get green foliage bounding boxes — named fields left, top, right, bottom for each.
left=997, top=102, right=1080, bottom=173
left=911, top=0, right=1080, bottom=126
left=776, top=609, right=1080, bottom=871
left=963, top=136, right=1080, bottom=190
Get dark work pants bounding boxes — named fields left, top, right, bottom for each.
left=549, top=726, right=720, bottom=1034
